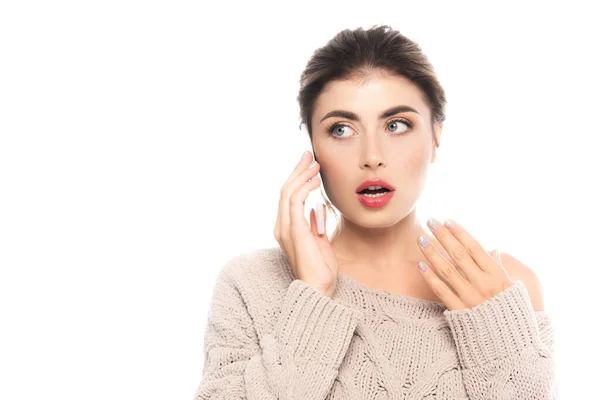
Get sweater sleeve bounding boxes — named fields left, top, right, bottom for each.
left=194, top=267, right=360, bottom=400
left=443, top=280, right=557, bottom=399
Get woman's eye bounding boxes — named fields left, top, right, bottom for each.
left=329, top=124, right=354, bottom=138
left=388, top=119, right=411, bottom=134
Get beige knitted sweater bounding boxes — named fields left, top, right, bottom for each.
left=194, top=247, right=556, bottom=399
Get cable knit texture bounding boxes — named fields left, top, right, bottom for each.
left=194, top=247, right=556, bottom=399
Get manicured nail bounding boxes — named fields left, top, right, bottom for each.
left=444, top=219, right=455, bottom=228
left=418, top=261, right=428, bottom=272
left=308, top=161, right=317, bottom=168
left=301, top=151, right=309, bottom=160
left=418, top=235, right=430, bottom=247
left=427, top=218, right=439, bottom=230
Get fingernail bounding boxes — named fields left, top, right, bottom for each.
left=418, top=261, right=428, bottom=272
left=301, top=151, right=309, bottom=160
left=418, top=235, right=430, bottom=247
left=308, top=160, right=317, bottom=168
left=427, top=218, right=439, bottom=230
left=444, top=219, right=455, bottom=228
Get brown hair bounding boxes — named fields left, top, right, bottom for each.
left=296, top=24, right=447, bottom=240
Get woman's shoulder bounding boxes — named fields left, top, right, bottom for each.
left=217, top=246, right=295, bottom=295
left=211, top=247, right=296, bottom=330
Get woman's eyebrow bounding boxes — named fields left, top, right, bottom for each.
left=319, top=105, right=419, bottom=123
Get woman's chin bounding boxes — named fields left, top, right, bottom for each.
left=350, top=210, right=403, bottom=229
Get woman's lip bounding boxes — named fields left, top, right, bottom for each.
left=355, top=179, right=395, bottom=193
left=356, top=190, right=395, bottom=208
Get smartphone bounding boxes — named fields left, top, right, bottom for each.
left=315, top=195, right=325, bottom=235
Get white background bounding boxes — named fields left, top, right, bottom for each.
left=1, top=1, right=598, bottom=398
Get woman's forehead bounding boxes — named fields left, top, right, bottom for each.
left=314, top=76, right=428, bottom=122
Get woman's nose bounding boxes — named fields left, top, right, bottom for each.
left=361, top=155, right=386, bottom=169
left=359, top=133, right=387, bottom=169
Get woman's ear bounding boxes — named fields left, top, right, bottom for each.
left=430, top=122, right=443, bottom=163
left=311, top=145, right=319, bottom=165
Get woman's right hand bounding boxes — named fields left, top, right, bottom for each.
left=273, top=151, right=339, bottom=298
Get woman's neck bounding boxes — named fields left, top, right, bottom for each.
left=329, top=208, right=441, bottom=274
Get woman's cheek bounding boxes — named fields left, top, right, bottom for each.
left=318, top=161, right=350, bottom=206
left=403, top=149, right=431, bottom=199
left=401, top=142, right=430, bottom=177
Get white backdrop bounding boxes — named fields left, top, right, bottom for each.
left=1, top=1, right=598, bottom=398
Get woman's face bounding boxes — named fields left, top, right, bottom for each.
left=311, top=71, right=442, bottom=228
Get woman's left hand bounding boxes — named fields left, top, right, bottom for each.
left=417, top=218, right=514, bottom=311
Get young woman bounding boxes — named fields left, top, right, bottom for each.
left=194, top=25, right=556, bottom=399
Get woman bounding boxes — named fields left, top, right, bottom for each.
left=194, top=25, right=556, bottom=399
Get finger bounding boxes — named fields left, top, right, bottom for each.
left=278, top=160, right=321, bottom=241
left=289, top=170, right=321, bottom=234
left=275, top=153, right=317, bottom=270
left=309, top=207, right=318, bottom=236
left=284, top=151, right=314, bottom=187
left=418, top=235, right=472, bottom=300
left=276, top=151, right=315, bottom=236
left=427, top=218, right=482, bottom=281
left=417, top=261, right=464, bottom=310
left=444, top=219, right=499, bottom=273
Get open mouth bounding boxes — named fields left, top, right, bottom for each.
left=358, top=187, right=392, bottom=197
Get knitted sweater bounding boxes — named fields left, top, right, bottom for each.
left=194, top=247, right=556, bottom=399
